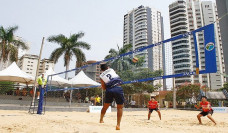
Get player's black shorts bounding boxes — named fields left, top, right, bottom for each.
left=149, top=108, right=159, bottom=113
left=200, top=110, right=213, bottom=116
left=105, top=86, right=124, bottom=105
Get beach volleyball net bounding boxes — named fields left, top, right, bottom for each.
left=44, top=23, right=217, bottom=109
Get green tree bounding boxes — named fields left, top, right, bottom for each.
left=105, top=44, right=144, bottom=71
left=176, top=83, right=201, bottom=103
left=165, top=91, right=173, bottom=101
left=220, top=82, right=228, bottom=92
left=0, top=26, right=28, bottom=70
left=117, top=68, right=162, bottom=95
left=0, top=81, right=14, bottom=94
left=47, top=32, right=90, bottom=79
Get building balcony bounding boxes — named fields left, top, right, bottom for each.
left=169, top=5, right=186, bottom=13
left=173, top=58, right=191, bottom=65
left=173, top=56, right=190, bottom=62
left=135, top=23, right=147, bottom=29
left=171, top=28, right=188, bottom=36
left=135, top=32, right=147, bottom=38
left=170, top=13, right=186, bottom=20
left=170, top=9, right=186, bottom=16
left=135, top=29, right=147, bottom=35
left=134, top=9, right=147, bottom=17
left=135, top=19, right=147, bottom=25
left=135, top=43, right=148, bottom=49
left=135, top=39, right=147, bottom=45
left=170, top=16, right=187, bottom=24
left=135, top=16, right=147, bottom=23
left=135, top=26, right=147, bottom=33
left=170, top=21, right=187, bottom=29
left=135, top=36, right=147, bottom=42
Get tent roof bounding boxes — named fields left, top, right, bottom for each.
left=205, top=92, right=227, bottom=100
left=0, top=62, right=35, bottom=84
left=69, top=71, right=100, bottom=87
left=41, top=67, right=70, bottom=86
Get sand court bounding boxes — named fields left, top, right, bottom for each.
left=0, top=109, right=228, bottom=133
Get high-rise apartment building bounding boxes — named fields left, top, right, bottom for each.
left=123, top=5, right=164, bottom=87
left=216, top=0, right=228, bottom=81
left=169, top=0, right=226, bottom=89
left=18, top=54, right=55, bottom=77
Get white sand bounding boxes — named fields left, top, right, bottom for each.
left=0, top=109, right=228, bottom=133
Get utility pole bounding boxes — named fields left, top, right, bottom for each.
left=29, top=37, right=45, bottom=113
left=158, top=45, right=162, bottom=107
left=173, top=77, right=176, bottom=109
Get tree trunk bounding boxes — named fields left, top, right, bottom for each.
left=65, top=59, right=70, bottom=80
left=0, top=58, right=8, bottom=71
left=0, top=58, right=4, bottom=70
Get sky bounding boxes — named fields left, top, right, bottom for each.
left=0, top=0, right=215, bottom=74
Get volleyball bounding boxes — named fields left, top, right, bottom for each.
left=132, top=57, right=138, bottom=63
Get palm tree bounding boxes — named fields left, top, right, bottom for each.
left=105, top=44, right=144, bottom=71
left=0, top=25, right=28, bottom=70
left=47, top=32, right=90, bottom=79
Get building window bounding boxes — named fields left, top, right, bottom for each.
left=205, top=5, right=209, bottom=8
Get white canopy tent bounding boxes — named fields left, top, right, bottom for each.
left=69, top=70, right=100, bottom=87
left=41, top=67, right=70, bottom=86
left=68, top=70, right=101, bottom=106
left=0, top=62, right=35, bottom=84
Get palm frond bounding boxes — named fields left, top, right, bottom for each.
left=12, top=40, right=29, bottom=50
left=104, top=48, right=118, bottom=59
left=109, top=48, right=118, bottom=54
left=49, top=47, right=65, bottom=63
left=120, top=44, right=132, bottom=54
left=70, top=32, right=84, bottom=43
left=47, top=34, right=67, bottom=46
left=9, top=45, right=18, bottom=62
left=72, top=48, right=86, bottom=67
left=6, top=26, right=18, bottom=42
left=72, top=41, right=90, bottom=50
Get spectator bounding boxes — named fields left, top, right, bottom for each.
left=95, top=95, right=101, bottom=106
left=64, top=91, right=71, bottom=102
left=76, top=92, right=81, bottom=103
left=36, top=73, right=47, bottom=99
left=90, top=96, right=95, bottom=105
left=130, top=100, right=136, bottom=108
left=85, top=96, right=89, bottom=103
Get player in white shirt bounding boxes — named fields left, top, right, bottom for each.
left=99, top=64, right=124, bottom=130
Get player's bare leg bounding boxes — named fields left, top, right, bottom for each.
left=100, top=103, right=110, bottom=123
left=116, top=104, right=123, bottom=130
left=148, top=112, right=151, bottom=120
left=197, top=114, right=203, bottom=124
left=207, top=114, right=216, bottom=125
left=157, top=110, right=161, bottom=120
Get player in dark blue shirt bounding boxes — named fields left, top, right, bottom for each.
left=99, top=63, right=124, bottom=130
